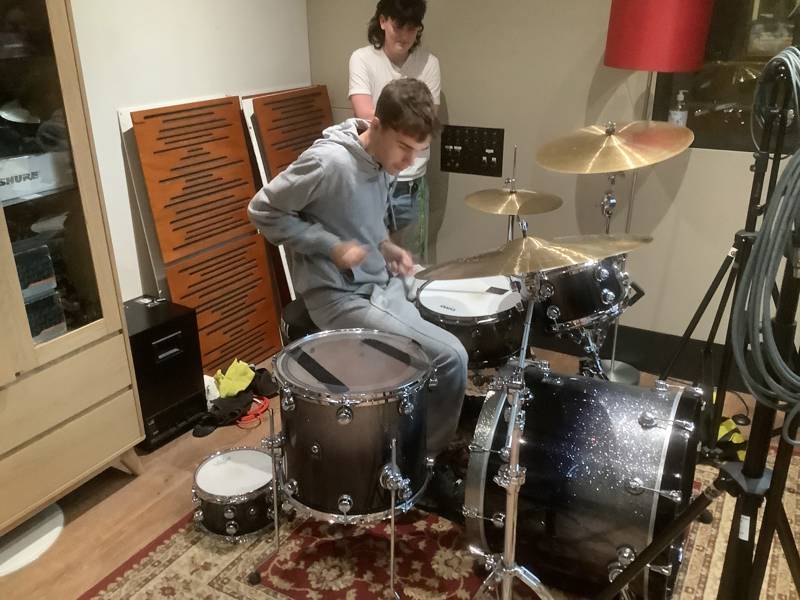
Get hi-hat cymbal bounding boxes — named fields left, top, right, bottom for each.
left=535, top=120, right=694, bottom=174
left=465, top=188, right=563, bottom=215
left=415, top=234, right=652, bottom=280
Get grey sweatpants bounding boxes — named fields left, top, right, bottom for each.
left=308, top=277, right=468, bottom=456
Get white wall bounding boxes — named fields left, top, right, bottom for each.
left=70, top=0, right=311, bottom=300
left=308, top=0, right=759, bottom=342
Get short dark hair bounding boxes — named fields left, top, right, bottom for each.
left=367, top=0, right=426, bottom=52
left=375, top=78, right=439, bottom=141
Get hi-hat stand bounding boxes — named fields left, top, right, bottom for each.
left=598, top=58, right=800, bottom=600
left=660, top=62, right=793, bottom=453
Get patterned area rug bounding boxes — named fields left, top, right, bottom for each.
left=80, top=462, right=799, bottom=600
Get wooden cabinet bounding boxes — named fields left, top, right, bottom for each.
left=0, top=0, right=143, bottom=535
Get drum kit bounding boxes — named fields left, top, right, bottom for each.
left=190, top=119, right=701, bottom=600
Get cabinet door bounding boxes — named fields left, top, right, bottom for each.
left=0, top=0, right=122, bottom=373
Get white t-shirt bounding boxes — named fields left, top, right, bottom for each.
left=349, top=45, right=441, bottom=181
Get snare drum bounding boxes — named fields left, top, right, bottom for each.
left=536, top=256, right=630, bottom=332
left=417, top=276, right=525, bottom=367
left=273, top=329, right=434, bottom=524
left=192, top=447, right=274, bottom=540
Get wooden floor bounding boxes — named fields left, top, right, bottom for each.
left=0, top=349, right=760, bottom=600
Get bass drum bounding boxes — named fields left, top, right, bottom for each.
left=463, top=366, right=702, bottom=598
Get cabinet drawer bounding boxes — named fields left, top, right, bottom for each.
left=0, top=334, right=132, bottom=455
left=0, top=389, right=141, bottom=533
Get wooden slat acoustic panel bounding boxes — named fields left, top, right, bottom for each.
left=252, top=85, right=333, bottom=177
left=165, top=234, right=281, bottom=373
left=131, top=98, right=256, bottom=264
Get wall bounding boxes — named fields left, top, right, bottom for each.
left=307, top=0, right=759, bottom=343
left=69, top=0, right=311, bottom=300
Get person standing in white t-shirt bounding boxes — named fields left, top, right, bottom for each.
left=349, top=0, right=440, bottom=262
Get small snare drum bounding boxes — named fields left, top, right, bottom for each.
left=192, top=447, right=273, bottom=541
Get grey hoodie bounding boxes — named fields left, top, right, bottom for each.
left=248, top=119, right=392, bottom=310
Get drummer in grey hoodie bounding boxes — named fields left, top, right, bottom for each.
left=248, top=78, right=467, bottom=456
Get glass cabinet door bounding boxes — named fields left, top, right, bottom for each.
left=0, top=0, right=120, bottom=374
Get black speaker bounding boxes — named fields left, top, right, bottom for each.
left=124, top=296, right=206, bottom=451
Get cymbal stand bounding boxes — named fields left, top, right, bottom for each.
left=505, top=146, right=529, bottom=241
left=471, top=297, right=553, bottom=600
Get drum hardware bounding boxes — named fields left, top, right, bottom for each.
left=462, top=506, right=505, bottom=528
left=380, top=438, right=407, bottom=600
left=638, top=411, right=696, bottom=434
left=466, top=297, right=555, bottom=600
left=336, top=406, right=353, bottom=424
left=279, top=386, right=295, bottom=412
left=624, top=477, right=683, bottom=504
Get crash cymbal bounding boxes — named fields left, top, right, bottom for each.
left=415, top=234, right=652, bottom=280
left=535, top=120, right=694, bottom=174
left=465, top=188, right=563, bottom=215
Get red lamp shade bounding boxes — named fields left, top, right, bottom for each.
left=604, top=0, right=715, bottom=72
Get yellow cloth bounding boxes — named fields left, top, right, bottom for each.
left=214, top=359, right=255, bottom=398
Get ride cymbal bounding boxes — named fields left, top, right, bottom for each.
left=535, top=120, right=694, bottom=174
left=415, top=234, right=652, bottom=280
left=465, top=188, right=563, bottom=215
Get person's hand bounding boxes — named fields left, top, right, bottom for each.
left=379, top=239, right=414, bottom=276
left=330, top=241, right=368, bottom=270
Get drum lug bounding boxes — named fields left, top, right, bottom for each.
left=280, top=386, right=295, bottom=412
left=538, top=281, right=555, bottom=299
left=398, top=396, right=415, bottom=416
left=309, top=443, right=322, bottom=458
left=607, top=561, right=637, bottom=600
left=337, top=494, right=354, bottom=515
left=428, top=368, right=438, bottom=389
left=336, top=406, right=354, bottom=425
left=191, top=488, right=199, bottom=505
left=595, top=266, right=610, bottom=282
left=225, top=521, right=239, bottom=535
left=601, top=288, right=616, bottom=306
left=616, top=544, right=636, bottom=566
left=545, top=305, right=561, bottom=320
left=193, top=509, right=204, bottom=522
left=638, top=410, right=696, bottom=434
left=380, top=463, right=411, bottom=500
left=625, top=477, right=683, bottom=504
left=284, top=478, right=298, bottom=497
left=223, top=506, right=236, bottom=520
left=648, top=563, right=674, bottom=577
left=261, top=431, right=286, bottom=450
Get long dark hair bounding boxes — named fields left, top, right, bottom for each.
left=367, top=0, right=426, bottom=52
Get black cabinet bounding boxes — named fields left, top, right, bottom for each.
left=125, top=296, right=206, bottom=450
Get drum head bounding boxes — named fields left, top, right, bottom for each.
left=418, top=276, right=521, bottom=318
left=195, top=448, right=272, bottom=496
left=274, top=329, right=430, bottom=397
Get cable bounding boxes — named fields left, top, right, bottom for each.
left=734, top=47, right=800, bottom=446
